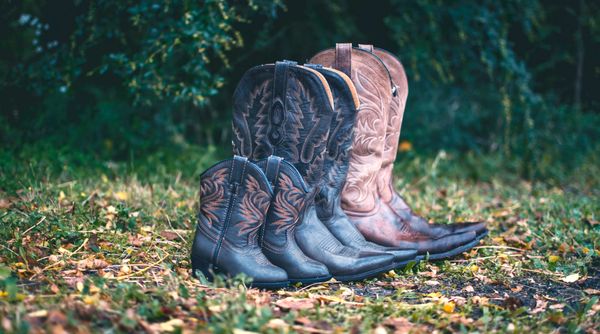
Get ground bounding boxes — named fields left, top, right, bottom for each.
left=0, top=144, right=598, bottom=333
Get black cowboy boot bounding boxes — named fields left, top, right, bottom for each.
left=256, top=156, right=331, bottom=284
left=304, top=63, right=418, bottom=266
left=191, top=156, right=289, bottom=289
left=232, top=61, right=397, bottom=281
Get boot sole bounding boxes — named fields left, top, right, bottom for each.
left=250, top=280, right=291, bottom=289
left=192, top=267, right=290, bottom=290
left=290, top=275, right=333, bottom=285
left=333, top=262, right=397, bottom=282
left=417, top=230, right=488, bottom=261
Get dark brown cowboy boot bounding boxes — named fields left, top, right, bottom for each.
left=303, top=63, right=418, bottom=266
left=232, top=61, right=397, bottom=281
left=311, top=44, right=478, bottom=259
left=191, top=156, right=289, bottom=289
left=255, top=156, right=331, bottom=285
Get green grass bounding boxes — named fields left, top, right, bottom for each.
left=0, top=143, right=599, bottom=333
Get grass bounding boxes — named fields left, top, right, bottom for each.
left=0, top=142, right=599, bottom=333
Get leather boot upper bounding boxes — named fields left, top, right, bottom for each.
left=255, top=156, right=331, bottom=282
left=310, top=44, right=483, bottom=258
left=191, top=156, right=288, bottom=285
left=231, top=60, right=398, bottom=280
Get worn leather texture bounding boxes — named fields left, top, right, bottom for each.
left=304, top=64, right=417, bottom=264
left=191, top=156, right=289, bottom=287
left=255, top=156, right=331, bottom=283
left=311, top=45, right=394, bottom=214
left=231, top=61, right=398, bottom=280
left=311, top=44, right=482, bottom=258
left=232, top=61, right=334, bottom=187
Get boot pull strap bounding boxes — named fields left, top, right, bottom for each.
left=358, top=44, right=373, bottom=52
left=230, top=155, right=249, bottom=188
left=357, top=44, right=397, bottom=97
left=270, top=61, right=296, bottom=145
left=335, top=43, right=352, bottom=78
left=264, top=155, right=283, bottom=187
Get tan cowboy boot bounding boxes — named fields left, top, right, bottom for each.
left=358, top=44, right=488, bottom=242
left=311, top=44, right=479, bottom=260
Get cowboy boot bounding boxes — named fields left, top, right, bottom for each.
left=255, top=155, right=331, bottom=285
left=303, top=63, right=418, bottom=266
left=358, top=44, right=488, bottom=255
left=310, top=44, right=478, bottom=259
left=232, top=61, right=397, bottom=281
left=191, top=155, right=289, bottom=289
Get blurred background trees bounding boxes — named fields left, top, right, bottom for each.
left=1, top=0, right=598, bottom=181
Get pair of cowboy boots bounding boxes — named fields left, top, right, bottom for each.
left=310, top=44, right=487, bottom=259
left=192, top=155, right=335, bottom=288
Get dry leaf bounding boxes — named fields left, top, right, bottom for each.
left=158, top=319, right=184, bottom=332
left=275, top=297, right=315, bottom=310
left=160, top=230, right=179, bottom=241
left=584, top=288, right=600, bottom=295
left=561, top=273, right=580, bottom=283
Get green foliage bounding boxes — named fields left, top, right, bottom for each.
left=0, top=0, right=598, bottom=179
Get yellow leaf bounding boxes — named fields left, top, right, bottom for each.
left=442, top=302, right=455, bottom=313
left=425, top=292, right=442, bottom=299
left=548, top=255, right=560, bottom=263
left=101, top=174, right=109, bottom=183
left=58, top=191, right=66, bottom=201
left=83, top=295, right=98, bottom=305
left=114, top=191, right=129, bottom=201
left=469, top=265, right=479, bottom=273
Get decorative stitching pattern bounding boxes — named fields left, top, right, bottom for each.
left=270, top=172, right=307, bottom=234
left=199, top=167, right=229, bottom=228
left=234, top=173, right=271, bottom=243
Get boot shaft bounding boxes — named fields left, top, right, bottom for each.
left=232, top=61, right=335, bottom=188
left=361, top=46, right=410, bottom=202
left=310, top=43, right=394, bottom=213
left=256, top=156, right=313, bottom=249
left=198, top=156, right=273, bottom=249
left=303, top=64, right=361, bottom=220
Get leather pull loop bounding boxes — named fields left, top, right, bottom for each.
left=358, top=44, right=373, bottom=53
left=335, top=43, right=352, bottom=77
left=264, top=155, right=283, bottom=187
left=270, top=61, right=292, bottom=144
left=230, top=155, right=249, bottom=186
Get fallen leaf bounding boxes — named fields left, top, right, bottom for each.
left=114, top=191, right=129, bottom=201
left=158, top=319, right=184, bottom=332
left=442, top=302, right=455, bottom=313
left=0, top=198, right=12, bottom=209
left=77, top=258, right=109, bottom=270
left=424, top=280, right=440, bottom=286
left=584, top=288, right=600, bottom=295
left=561, top=273, right=580, bottom=283
left=275, top=297, right=315, bottom=310
left=160, top=230, right=179, bottom=241
left=531, top=296, right=548, bottom=314
left=27, top=310, right=48, bottom=318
